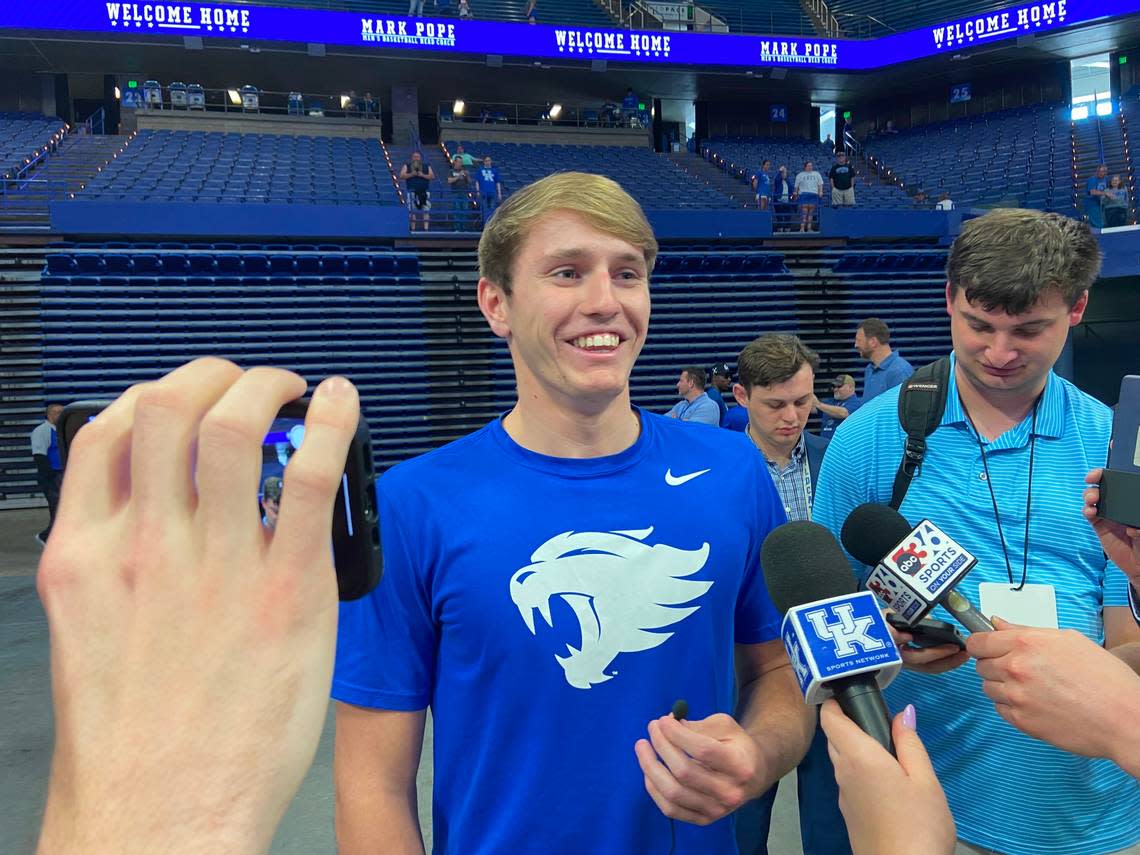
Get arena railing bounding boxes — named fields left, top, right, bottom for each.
left=439, top=100, right=650, bottom=130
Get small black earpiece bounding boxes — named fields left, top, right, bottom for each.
left=671, top=698, right=688, bottom=721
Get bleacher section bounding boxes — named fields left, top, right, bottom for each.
left=830, top=0, right=1032, bottom=37
left=228, top=0, right=616, bottom=27
left=0, top=114, right=68, bottom=179
left=1073, top=102, right=1136, bottom=226
left=23, top=241, right=954, bottom=500
left=79, top=130, right=402, bottom=206
left=695, top=0, right=815, bottom=34
left=444, top=140, right=733, bottom=209
left=701, top=137, right=911, bottom=208
left=861, top=103, right=1074, bottom=214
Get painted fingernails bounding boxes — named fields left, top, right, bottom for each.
left=902, top=703, right=917, bottom=730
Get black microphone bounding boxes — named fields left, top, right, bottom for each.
left=762, top=520, right=902, bottom=753
left=841, top=503, right=993, bottom=633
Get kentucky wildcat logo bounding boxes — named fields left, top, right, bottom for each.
left=509, top=527, right=712, bottom=689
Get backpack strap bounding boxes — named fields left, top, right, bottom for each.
left=889, top=356, right=952, bottom=510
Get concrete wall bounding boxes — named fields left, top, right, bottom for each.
left=134, top=110, right=384, bottom=138
left=438, top=120, right=650, bottom=147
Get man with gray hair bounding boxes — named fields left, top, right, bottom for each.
left=813, top=208, right=1140, bottom=855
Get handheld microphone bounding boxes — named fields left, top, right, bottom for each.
left=761, top=521, right=902, bottom=753
left=841, top=503, right=994, bottom=633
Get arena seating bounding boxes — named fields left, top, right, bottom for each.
left=444, top=140, right=734, bottom=209
left=36, top=241, right=955, bottom=478
left=694, top=0, right=815, bottom=34
left=0, top=114, right=68, bottom=178
left=701, top=137, right=912, bottom=208
left=79, top=130, right=403, bottom=205
left=860, top=103, right=1075, bottom=214
left=230, top=0, right=616, bottom=27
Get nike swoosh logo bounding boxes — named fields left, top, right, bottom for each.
left=665, top=468, right=711, bottom=486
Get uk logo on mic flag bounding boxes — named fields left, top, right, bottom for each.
left=781, top=591, right=902, bottom=704
left=865, top=519, right=977, bottom=623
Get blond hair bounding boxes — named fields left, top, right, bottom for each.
left=946, top=208, right=1101, bottom=313
left=478, top=172, right=658, bottom=294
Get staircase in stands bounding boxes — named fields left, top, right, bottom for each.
left=667, top=151, right=751, bottom=207
left=3, top=133, right=125, bottom=226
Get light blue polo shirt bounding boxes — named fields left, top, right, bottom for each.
left=665, top=392, right=721, bottom=426
left=862, top=350, right=914, bottom=402
left=814, top=355, right=1140, bottom=855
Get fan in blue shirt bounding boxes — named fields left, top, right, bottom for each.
left=665, top=366, right=722, bottom=425
left=855, top=317, right=914, bottom=402
left=814, top=209, right=1140, bottom=855
left=476, top=155, right=503, bottom=221
left=814, top=373, right=861, bottom=438
left=333, top=173, right=813, bottom=855
left=752, top=159, right=772, bottom=210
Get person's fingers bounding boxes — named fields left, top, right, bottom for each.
left=900, top=643, right=963, bottom=665
left=966, top=625, right=1020, bottom=659
left=641, top=768, right=707, bottom=825
left=270, top=377, right=360, bottom=572
left=647, top=719, right=738, bottom=805
left=892, top=706, right=938, bottom=783
left=819, top=697, right=865, bottom=761
left=195, top=367, right=308, bottom=560
left=634, top=738, right=720, bottom=819
left=972, top=656, right=1009, bottom=683
left=1084, top=468, right=1104, bottom=486
left=980, top=679, right=1013, bottom=706
left=128, top=358, right=244, bottom=524
left=54, top=382, right=151, bottom=524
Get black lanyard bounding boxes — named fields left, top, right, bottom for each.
left=961, top=394, right=1041, bottom=591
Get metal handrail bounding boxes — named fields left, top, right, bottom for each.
left=439, top=99, right=649, bottom=130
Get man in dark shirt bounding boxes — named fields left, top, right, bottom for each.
left=828, top=150, right=856, bottom=207
left=813, top=373, right=861, bottom=438
left=705, top=363, right=732, bottom=426
left=399, top=151, right=435, bottom=232
left=446, top=155, right=472, bottom=231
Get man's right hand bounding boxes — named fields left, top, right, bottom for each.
left=1083, top=468, right=1140, bottom=581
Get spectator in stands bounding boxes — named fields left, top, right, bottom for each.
left=855, top=317, right=914, bottom=402
left=408, top=0, right=425, bottom=14
left=912, top=188, right=928, bottom=208
left=794, top=160, right=824, bottom=233
left=1086, top=164, right=1108, bottom=228
left=823, top=133, right=835, bottom=154
left=454, top=144, right=475, bottom=168
left=773, top=165, right=794, bottom=233
left=400, top=151, right=435, bottom=232
left=30, top=402, right=64, bottom=546
left=622, top=87, right=639, bottom=121
left=706, top=363, right=732, bottom=426
left=752, top=159, right=772, bottom=211
left=459, top=0, right=472, bottom=17
left=732, top=334, right=847, bottom=855
left=884, top=119, right=899, bottom=134
left=447, top=155, right=472, bottom=231
left=828, top=150, right=856, bottom=207
left=935, top=191, right=954, bottom=211
left=345, top=90, right=360, bottom=118
left=1103, top=174, right=1129, bottom=228
left=666, top=366, right=720, bottom=425
left=361, top=92, right=378, bottom=119
left=477, top=155, right=503, bottom=223
left=524, top=0, right=536, bottom=17
left=814, top=374, right=861, bottom=439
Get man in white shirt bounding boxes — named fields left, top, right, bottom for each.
left=29, top=403, right=64, bottom=546
left=794, top=161, right=824, bottom=233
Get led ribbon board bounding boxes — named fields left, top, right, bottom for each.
left=1, top=0, right=1134, bottom=70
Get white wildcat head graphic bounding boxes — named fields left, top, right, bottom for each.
left=509, top=527, right=712, bottom=689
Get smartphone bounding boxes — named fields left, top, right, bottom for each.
left=1101, top=375, right=1140, bottom=528
left=57, top=400, right=382, bottom=601
left=886, top=612, right=967, bottom=650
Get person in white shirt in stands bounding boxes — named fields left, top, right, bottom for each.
left=794, top=161, right=824, bottom=233
left=665, top=365, right=721, bottom=425
left=936, top=192, right=955, bottom=211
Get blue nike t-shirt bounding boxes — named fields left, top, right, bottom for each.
left=477, top=166, right=501, bottom=195
left=334, top=410, right=786, bottom=854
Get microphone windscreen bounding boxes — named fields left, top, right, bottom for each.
left=841, top=503, right=912, bottom=567
left=671, top=699, right=689, bottom=721
left=761, top=521, right=858, bottom=614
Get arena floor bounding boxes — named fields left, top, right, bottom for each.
left=0, top=506, right=803, bottom=854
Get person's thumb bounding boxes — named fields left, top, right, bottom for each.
left=892, top=705, right=938, bottom=783
left=991, top=616, right=1027, bottom=631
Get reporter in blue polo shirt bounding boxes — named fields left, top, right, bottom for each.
left=813, top=208, right=1140, bottom=855
left=854, top=317, right=914, bottom=402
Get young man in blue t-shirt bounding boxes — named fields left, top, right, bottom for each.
left=333, top=172, right=813, bottom=854
left=751, top=159, right=772, bottom=211
left=476, top=154, right=502, bottom=223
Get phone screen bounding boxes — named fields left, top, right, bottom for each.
left=259, top=417, right=352, bottom=534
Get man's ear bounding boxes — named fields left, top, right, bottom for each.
left=732, top=383, right=749, bottom=408
left=477, top=277, right=511, bottom=339
left=1068, top=290, right=1090, bottom=327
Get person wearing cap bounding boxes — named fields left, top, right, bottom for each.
left=814, top=373, right=861, bottom=439
left=261, top=475, right=283, bottom=530
left=705, top=363, right=732, bottom=426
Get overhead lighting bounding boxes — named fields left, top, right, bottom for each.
left=549, top=103, right=562, bottom=119
left=1084, top=61, right=1111, bottom=68
left=453, top=99, right=465, bottom=116
left=1071, top=105, right=1089, bottom=121
left=1095, top=101, right=1113, bottom=116
left=114, top=86, right=121, bottom=100
left=227, top=89, right=241, bottom=105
